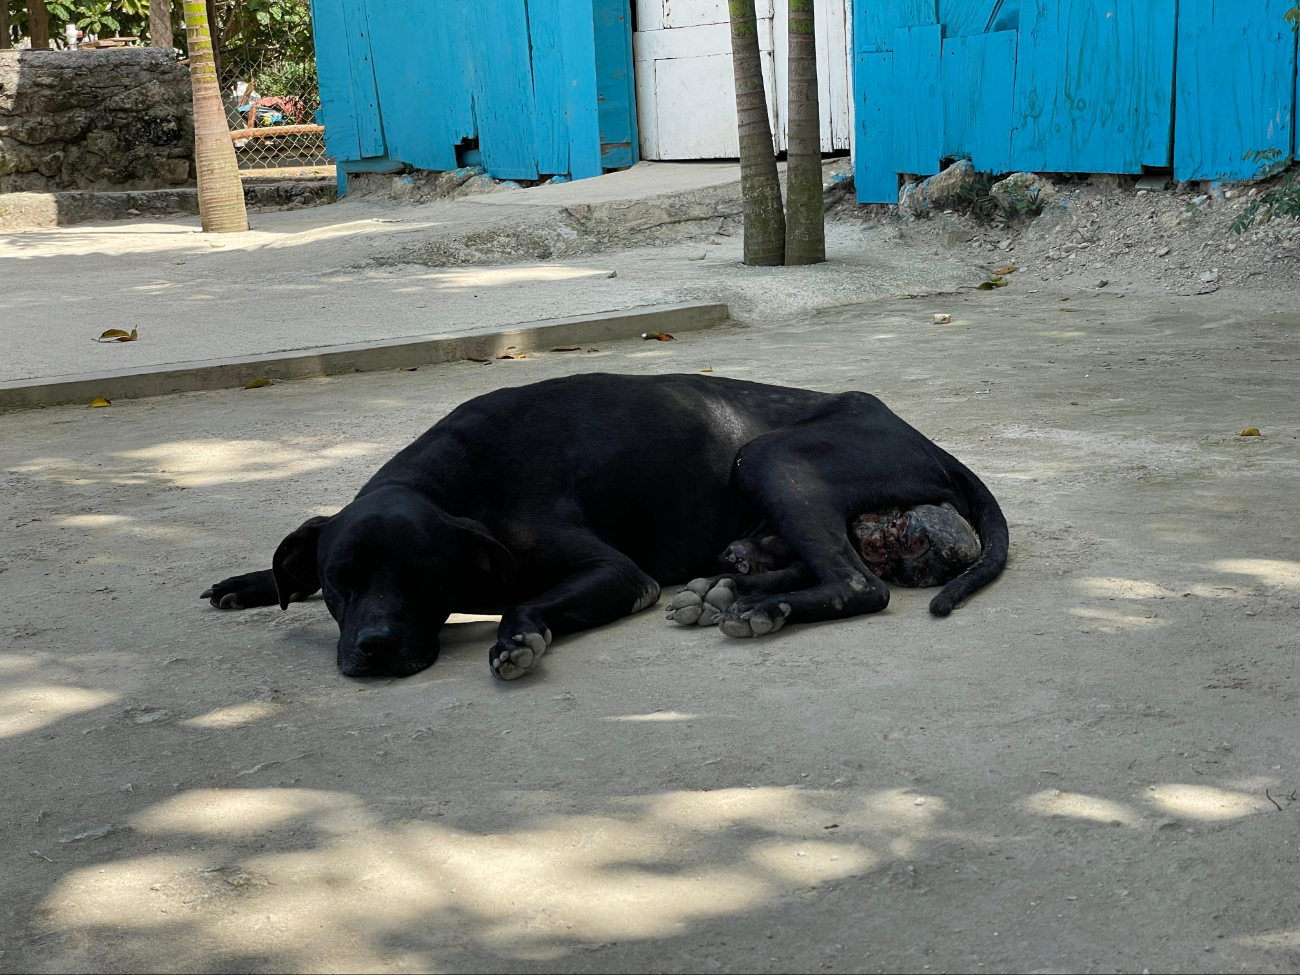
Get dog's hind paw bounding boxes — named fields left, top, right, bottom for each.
left=666, top=577, right=736, bottom=626
left=490, top=629, right=552, bottom=681
left=719, top=600, right=791, bottom=638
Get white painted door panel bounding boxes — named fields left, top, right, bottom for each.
left=634, top=0, right=851, bottom=159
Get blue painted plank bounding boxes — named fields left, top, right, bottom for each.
left=942, top=30, right=1017, bottom=173
left=309, top=0, right=362, bottom=162
left=1174, top=0, right=1297, bottom=181
left=461, top=1, right=539, bottom=181
left=528, top=0, right=574, bottom=176
left=854, top=51, right=899, bottom=203
left=364, top=1, right=466, bottom=171
left=936, top=0, right=1004, bottom=37
left=337, top=0, right=385, bottom=159
left=853, top=0, right=935, bottom=54
left=593, top=0, right=638, bottom=169
left=892, top=25, right=943, bottom=176
left=562, top=0, right=603, bottom=178
left=1011, top=0, right=1175, bottom=173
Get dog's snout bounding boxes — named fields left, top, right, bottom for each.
left=355, top=626, right=398, bottom=658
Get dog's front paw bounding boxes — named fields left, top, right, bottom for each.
left=201, top=570, right=279, bottom=610
left=719, top=599, right=791, bottom=638
left=490, top=628, right=552, bottom=681
left=666, top=577, right=736, bottom=626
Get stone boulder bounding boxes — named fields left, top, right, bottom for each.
left=0, top=49, right=193, bottom=193
left=990, top=172, right=1057, bottom=217
left=898, top=159, right=980, bottom=217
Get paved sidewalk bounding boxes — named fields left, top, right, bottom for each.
left=0, top=162, right=976, bottom=384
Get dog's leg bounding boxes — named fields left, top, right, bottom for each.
left=718, top=522, right=889, bottom=638
left=666, top=562, right=817, bottom=626
left=490, top=547, right=661, bottom=681
left=201, top=569, right=279, bottom=610
left=718, top=534, right=797, bottom=575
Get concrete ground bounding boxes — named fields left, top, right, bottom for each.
left=0, top=162, right=974, bottom=384
left=3, top=287, right=1300, bottom=973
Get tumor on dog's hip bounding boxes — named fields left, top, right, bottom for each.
left=851, top=503, right=981, bottom=588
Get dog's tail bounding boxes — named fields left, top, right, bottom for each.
left=929, top=462, right=1008, bottom=617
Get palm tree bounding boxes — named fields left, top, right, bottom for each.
left=1, top=3, right=11, bottom=49
left=784, top=0, right=825, bottom=264
left=727, top=0, right=784, bottom=266
left=182, top=0, right=247, bottom=232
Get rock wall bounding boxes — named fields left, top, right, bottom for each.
left=0, top=48, right=194, bottom=193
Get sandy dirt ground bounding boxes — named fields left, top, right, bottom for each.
left=3, top=285, right=1300, bottom=973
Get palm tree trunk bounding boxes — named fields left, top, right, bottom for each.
left=785, top=0, right=824, bottom=264
left=728, top=0, right=784, bottom=266
left=1, top=3, right=12, bottom=50
left=25, top=0, right=49, bottom=49
left=183, top=0, right=248, bottom=232
left=149, top=0, right=174, bottom=49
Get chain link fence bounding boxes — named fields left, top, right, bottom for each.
left=215, top=18, right=331, bottom=176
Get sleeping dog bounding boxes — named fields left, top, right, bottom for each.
left=202, top=373, right=1008, bottom=680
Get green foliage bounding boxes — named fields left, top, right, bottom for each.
left=256, top=57, right=315, bottom=97
left=5, top=0, right=314, bottom=60
left=1286, top=6, right=1300, bottom=33
left=216, top=0, right=315, bottom=67
left=1231, top=169, right=1300, bottom=235
left=956, top=172, right=1001, bottom=224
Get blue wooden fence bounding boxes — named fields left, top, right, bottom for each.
left=854, top=0, right=1300, bottom=202
left=309, top=0, right=637, bottom=185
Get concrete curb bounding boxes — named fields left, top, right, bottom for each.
left=0, top=182, right=338, bottom=231
left=0, top=302, right=729, bottom=410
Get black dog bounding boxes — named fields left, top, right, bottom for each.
left=202, top=374, right=1008, bottom=680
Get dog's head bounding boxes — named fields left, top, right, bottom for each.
left=273, top=486, right=515, bottom=677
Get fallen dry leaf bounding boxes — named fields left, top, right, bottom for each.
left=993, top=265, right=1017, bottom=275
left=641, top=332, right=676, bottom=341
left=243, top=378, right=273, bottom=389
left=700, top=366, right=713, bottom=373
left=586, top=347, right=599, bottom=353
left=1240, top=428, right=1261, bottom=437
left=398, top=366, right=419, bottom=372
left=88, top=397, right=112, bottom=408
left=96, top=328, right=137, bottom=343
left=497, top=353, right=527, bottom=360
left=551, top=346, right=581, bottom=352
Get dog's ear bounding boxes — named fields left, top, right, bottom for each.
left=439, top=513, right=517, bottom=599
left=272, top=516, right=330, bottom=610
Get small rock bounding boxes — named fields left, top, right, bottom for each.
left=934, top=313, right=952, bottom=324
left=58, top=822, right=125, bottom=843
left=119, top=783, right=133, bottom=793
left=997, top=239, right=1013, bottom=251
left=1156, top=817, right=1182, bottom=831
left=1134, top=174, right=1170, bottom=192
left=1199, top=269, right=1220, bottom=283
left=125, top=706, right=170, bottom=725
left=687, top=252, right=707, bottom=261
left=1156, top=245, right=1171, bottom=257
left=1047, top=250, right=1063, bottom=261
left=1264, top=252, right=1277, bottom=263
left=125, top=208, right=141, bottom=216
left=606, top=270, right=617, bottom=278
left=913, top=796, right=926, bottom=806
left=1061, top=243, right=1078, bottom=254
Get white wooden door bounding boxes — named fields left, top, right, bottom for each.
left=634, top=0, right=851, bottom=160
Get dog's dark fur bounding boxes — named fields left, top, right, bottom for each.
left=202, top=374, right=1008, bottom=680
